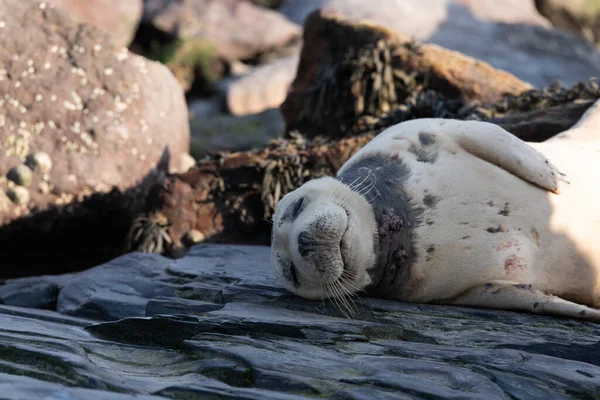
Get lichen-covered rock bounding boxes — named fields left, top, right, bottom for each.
left=45, top=0, right=143, bottom=47
left=0, top=245, right=599, bottom=398
left=0, top=0, right=190, bottom=226
left=143, top=0, right=301, bottom=62
left=280, top=0, right=600, bottom=88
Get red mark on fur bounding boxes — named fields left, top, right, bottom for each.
left=504, top=254, right=526, bottom=273
left=495, top=238, right=520, bottom=251
left=379, top=208, right=403, bottom=237
left=530, top=227, right=540, bottom=247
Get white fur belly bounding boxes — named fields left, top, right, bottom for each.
left=400, top=146, right=600, bottom=304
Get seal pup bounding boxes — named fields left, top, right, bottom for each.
left=270, top=99, right=600, bottom=322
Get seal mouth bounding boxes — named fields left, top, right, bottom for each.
left=337, top=204, right=352, bottom=282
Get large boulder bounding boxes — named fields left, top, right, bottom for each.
left=143, top=0, right=301, bottom=62
left=0, top=0, right=190, bottom=226
left=45, top=0, right=143, bottom=47
left=281, top=9, right=533, bottom=137
left=0, top=244, right=599, bottom=398
left=279, top=0, right=600, bottom=88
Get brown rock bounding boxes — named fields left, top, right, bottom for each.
left=45, top=0, right=142, bottom=47
left=0, top=0, right=190, bottom=226
left=143, top=0, right=302, bottom=62
left=281, top=9, right=532, bottom=138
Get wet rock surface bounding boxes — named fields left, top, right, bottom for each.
left=0, top=0, right=190, bottom=226
left=1, top=244, right=600, bottom=399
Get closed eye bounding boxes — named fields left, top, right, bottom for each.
left=278, top=253, right=300, bottom=288
left=280, top=197, right=306, bottom=224
left=290, top=197, right=305, bottom=220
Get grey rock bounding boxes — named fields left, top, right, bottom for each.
left=143, top=0, right=301, bottom=62
left=1, top=244, right=600, bottom=398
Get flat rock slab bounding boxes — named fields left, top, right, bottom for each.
left=1, top=244, right=600, bottom=398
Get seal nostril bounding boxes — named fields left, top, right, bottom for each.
left=298, top=230, right=315, bottom=257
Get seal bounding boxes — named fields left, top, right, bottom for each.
left=271, top=99, right=600, bottom=322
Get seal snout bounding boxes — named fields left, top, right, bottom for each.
left=292, top=205, right=349, bottom=283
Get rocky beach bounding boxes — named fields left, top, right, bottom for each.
left=1, top=0, right=600, bottom=398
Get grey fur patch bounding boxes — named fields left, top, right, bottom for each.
left=409, top=144, right=438, bottom=163
left=418, top=133, right=436, bottom=146
left=487, top=225, right=504, bottom=233
left=423, top=193, right=439, bottom=208
left=336, top=153, right=422, bottom=298
left=513, top=283, right=532, bottom=290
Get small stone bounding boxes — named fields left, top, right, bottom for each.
left=7, top=186, right=30, bottom=205
left=180, top=153, right=196, bottom=172
left=25, top=152, right=53, bottom=174
left=38, top=181, right=51, bottom=195
left=182, top=230, right=205, bottom=246
left=7, top=165, right=33, bottom=187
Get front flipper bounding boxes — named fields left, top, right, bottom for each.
left=451, top=122, right=568, bottom=193
left=449, top=281, right=600, bottom=323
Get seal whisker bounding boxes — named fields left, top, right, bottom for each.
left=338, top=275, right=365, bottom=308
left=329, top=278, right=358, bottom=318
left=357, top=174, right=377, bottom=196
left=327, top=279, right=353, bottom=318
left=326, top=280, right=348, bottom=317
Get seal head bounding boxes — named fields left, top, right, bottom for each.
left=270, top=176, right=377, bottom=300
left=271, top=153, right=420, bottom=303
